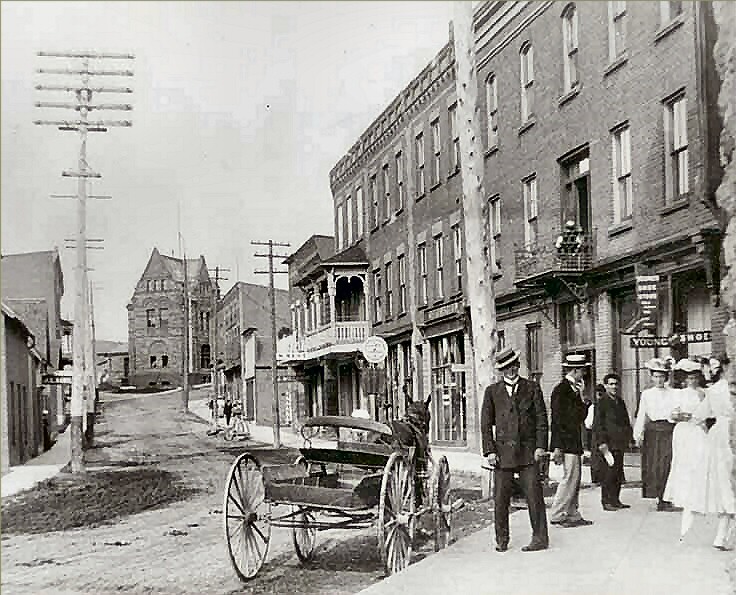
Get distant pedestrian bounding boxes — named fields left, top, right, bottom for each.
left=549, top=353, right=594, bottom=528
left=481, top=347, right=549, bottom=552
left=592, top=373, right=633, bottom=511
left=223, top=398, right=233, bottom=426
left=633, top=357, right=679, bottom=511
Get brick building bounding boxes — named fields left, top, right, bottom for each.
left=127, top=248, right=215, bottom=387
left=216, top=282, right=290, bottom=425
left=279, top=1, right=726, bottom=452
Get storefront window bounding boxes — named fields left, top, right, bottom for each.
left=430, top=332, right=466, bottom=444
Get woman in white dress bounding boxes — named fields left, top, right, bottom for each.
left=662, top=358, right=708, bottom=539
left=691, top=354, right=736, bottom=550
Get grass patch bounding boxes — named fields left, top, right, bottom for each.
left=1, top=467, right=197, bottom=535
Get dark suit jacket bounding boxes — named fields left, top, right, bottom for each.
left=481, top=377, right=549, bottom=469
left=550, top=378, right=589, bottom=455
left=592, top=395, right=632, bottom=452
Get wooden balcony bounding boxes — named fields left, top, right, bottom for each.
left=514, top=231, right=596, bottom=284
left=277, top=320, right=371, bottom=363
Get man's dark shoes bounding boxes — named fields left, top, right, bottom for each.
left=561, top=518, right=594, bottom=527
left=521, top=541, right=548, bottom=552
left=495, top=543, right=508, bottom=552
left=550, top=518, right=566, bottom=525
left=657, top=500, right=681, bottom=512
left=603, top=503, right=618, bottom=511
left=612, top=502, right=631, bottom=509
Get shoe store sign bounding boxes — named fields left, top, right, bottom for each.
left=630, top=330, right=712, bottom=349
left=635, top=274, right=659, bottom=330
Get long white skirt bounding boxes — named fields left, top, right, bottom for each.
left=699, top=417, right=736, bottom=515
left=663, top=421, right=707, bottom=509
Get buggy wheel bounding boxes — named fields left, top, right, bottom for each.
left=378, top=452, right=415, bottom=575
left=292, top=506, right=317, bottom=562
left=430, top=455, right=451, bottom=551
left=223, top=453, right=271, bottom=581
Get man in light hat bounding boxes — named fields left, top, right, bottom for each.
left=481, top=347, right=549, bottom=552
left=549, top=353, right=594, bottom=528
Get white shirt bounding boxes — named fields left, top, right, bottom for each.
left=633, top=386, right=678, bottom=442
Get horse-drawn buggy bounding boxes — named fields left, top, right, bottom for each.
left=222, top=399, right=452, bottom=581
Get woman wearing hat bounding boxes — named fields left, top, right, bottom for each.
left=662, top=358, right=708, bottom=537
left=633, top=357, right=680, bottom=511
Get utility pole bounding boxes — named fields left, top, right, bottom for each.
left=452, top=5, right=498, bottom=452
left=35, top=50, right=133, bottom=473
left=208, top=265, right=230, bottom=428
left=181, top=243, right=191, bottom=412
left=253, top=240, right=290, bottom=448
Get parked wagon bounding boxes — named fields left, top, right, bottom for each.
left=222, top=413, right=452, bottom=581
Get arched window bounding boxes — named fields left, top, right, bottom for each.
left=562, top=5, right=579, bottom=92
left=520, top=42, right=534, bottom=121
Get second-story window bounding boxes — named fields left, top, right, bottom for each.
left=373, top=269, right=382, bottom=322
left=608, top=1, right=627, bottom=62
left=665, top=94, right=688, bottom=201
left=488, top=195, right=501, bottom=270
left=159, top=307, right=168, bottom=332
left=382, top=163, right=391, bottom=221
left=346, top=194, right=353, bottom=245
left=396, top=151, right=404, bottom=211
left=453, top=225, right=462, bottom=292
left=449, top=103, right=460, bottom=173
left=486, top=74, right=498, bottom=149
left=520, top=42, right=535, bottom=122
left=418, top=243, right=428, bottom=306
left=612, top=123, right=632, bottom=222
left=562, top=4, right=579, bottom=92
left=385, top=261, right=393, bottom=318
left=398, top=255, right=407, bottom=313
left=431, top=118, right=441, bottom=186
left=435, top=234, right=444, bottom=299
left=356, top=186, right=364, bottom=236
left=415, top=132, right=426, bottom=197
left=523, top=175, right=538, bottom=248
left=336, top=202, right=344, bottom=249
left=660, top=0, right=682, bottom=24
left=146, top=309, right=156, bottom=329
left=370, top=174, right=378, bottom=229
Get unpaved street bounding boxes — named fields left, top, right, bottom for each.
left=1, top=390, right=487, bottom=595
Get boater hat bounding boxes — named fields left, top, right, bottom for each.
left=495, top=347, right=520, bottom=370
left=645, top=357, right=669, bottom=373
left=561, top=353, right=591, bottom=368
left=674, top=358, right=701, bottom=374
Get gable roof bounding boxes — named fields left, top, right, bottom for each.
left=1, top=300, right=41, bottom=361
left=321, top=244, right=368, bottom=266
left=283, top=234, right=335, bottom=265
left=136, top=248, right=210, bottom=292
left=1, top=249, right=64, bottom=302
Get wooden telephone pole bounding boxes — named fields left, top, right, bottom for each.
left=35, top=50, right=133, bottom=473
left=452, top=4, right=499, bottom=451
left=208, top=265, right=230, bottom=427
left=253, top=240, right=290, bottom=448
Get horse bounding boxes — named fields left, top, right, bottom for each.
left=390, top=395, right=432, bottom=505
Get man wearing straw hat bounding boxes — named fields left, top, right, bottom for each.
left=549, top=353, right=595, bottom=528
left=481, top=347, right=549, bottom=552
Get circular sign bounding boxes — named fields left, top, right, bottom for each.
left=361, top=335, right=388, bottom=364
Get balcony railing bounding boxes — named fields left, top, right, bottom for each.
left=514, top=230, right=596, bottom=282
left=277, top=320, right=371, bottom=363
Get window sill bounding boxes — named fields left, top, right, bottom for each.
left=518, top=118, right=536, bottom=136
left=654, top=16, right=684, bottom=43
left=659, top=196, right=690, bottom=216
left=604, top=54, right=628, bottom=77
left=370, top=225, right=380, bottom=235
left=430, top=181, right=442, bottom=193
left=433, top=298, right=445, bottom=306
left=485, top=145, right=499, bottom=158
left=417, top=303, right=428, bottom=311
left=558, top=85, right=581, bottom=108
left=447, top=168, right=460, bottom=179
left=397, top=311, right=408, bottom=320
left=394, top=207, right=404, bottom=218
left=608, top=220, right=633, bottom=238
left=416, top=192, right=426, bottom=202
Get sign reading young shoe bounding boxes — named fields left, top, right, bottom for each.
left=630, top=330, right=711, bottom=349
left=361, top=335, right=388, bottom=364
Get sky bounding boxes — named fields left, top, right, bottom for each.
left=1, top=1, right=455, bottom=341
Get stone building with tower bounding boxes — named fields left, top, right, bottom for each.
left=127, top=248, right=215, bottom=387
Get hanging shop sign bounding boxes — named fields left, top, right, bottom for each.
left=361, top=335, right=389, bottom=364
left=630, top=330, right=712, bottom=349
left=635, top=274, right=660, bottom=330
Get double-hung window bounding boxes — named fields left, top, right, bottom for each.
left=356, top=186, right=364, bottom=236
left=370, top=174, right=378, bottom=229
left=612, top=123, right=632, bottom=222
left=488, top=195, right=501, bottom=270
left=398, top=255, right=407, bottom=313
left=418, top=243, right=428, bottom=306
left=520, top=43, right=534, bottom=122
left=522, top=176, right=538, bottom=248
left=486, top=75, right=498, bottom=149
left=449, top=104, right=460, bottom=173
left=431, top=118, right=441, bottom=186
left=453, top=225, right=462, bottom=292
left=434, top=234, right=444, bottom=299
left=396, top=151, right=404, bottom=211
left=665, top=94, right=688, bottom=201
left=336, top=202, right=344, bottom=249
left=345, top=195, right=353, bottom=245
left=385, top=261, right=393, bottom=318
left=373, top=269, right=382, bottom=322
left=562, top=5, right=579, bottom=92
left=382, top=163, right=391, bottom=221
left=416, top=132, right=426, bottom=196
left=608, top=1, right=627, bottom=62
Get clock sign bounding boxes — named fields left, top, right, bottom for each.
left=361, top=335, right=388, bottom=364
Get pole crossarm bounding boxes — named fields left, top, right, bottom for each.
left=38, top=51, right=135, bottom=59
left=36, top=68, right=134, bottom=77
left=252, top=240, right=291, bottom=247
left=254, top=270, right=288, bottom=275
left=254, top=253, right=291, bottom=259
left=62, top=170, right=102, bottom=178
left=36, top=84, right=133, bottom=93
left=34, top=120, right=132, bottom=127
left=64, top=238, right=104, bottom=242
left=50, top=194, right=112, bottom=199
left=35, top=102, right=133, bottom=111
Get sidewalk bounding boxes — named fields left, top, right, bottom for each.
left=1, top=429, right=70, bottom=498
left=359, top=487, right=733, bottom=595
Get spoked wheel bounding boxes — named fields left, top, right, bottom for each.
left=430, top=455, right=452, bottom=551
left=378, top=451, right=416, bottom=575
left=223, top=453, right=271, bottom=581
left=292, top=506, right=317, bottom=562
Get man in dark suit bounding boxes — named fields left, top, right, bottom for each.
left=481, top=347, right=549, bottom=552
left=592, top=372, right=633, bottom=511
left=549, top=354, right=594, bottom=528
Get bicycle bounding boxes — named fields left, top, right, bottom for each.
left=223, top=412, right=250, bottom=441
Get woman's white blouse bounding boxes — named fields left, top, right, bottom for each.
left=633, top=386, right=678, bottom=442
